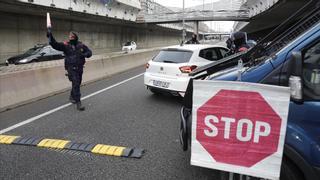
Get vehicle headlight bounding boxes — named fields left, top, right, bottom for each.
left=19, top=58, right=29, bottom=63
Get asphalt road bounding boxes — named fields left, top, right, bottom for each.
left=0, top=66, right=222, bottom=180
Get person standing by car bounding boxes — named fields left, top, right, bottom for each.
left=232, top=31, right=250, bottom=52
left=47, top=30, right=92, bottom=111
left=225, top=32, right=250, bottom=56
left=186, top=33, right=200, bottom=44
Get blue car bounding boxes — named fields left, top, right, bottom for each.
left=180, top=2, right=319, bottom=180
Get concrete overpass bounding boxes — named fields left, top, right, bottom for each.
left=234, top=0, right=316, bottom=39
left=137, top=0, right=281, bottom=38
left=138, top=10, right=250, bottom=24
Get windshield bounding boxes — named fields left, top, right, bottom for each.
left=23, top=47, right=41, bottom=56
left=153, top=50, right=193, bottom=63
left=124, top=42, right=131, bottom=46
left=244, top=3, right=320, bottom=66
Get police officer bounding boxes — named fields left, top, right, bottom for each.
left=47, top=30, right=92, bottom=111
left=225, top=32, right=250, bottom=56
left=186, top=33, right=200, bottom=44
left=232, top=31, right=250, bottom=53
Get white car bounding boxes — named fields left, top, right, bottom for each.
left=144, top=44, right=229, bottom=96
left=122, top=41, right=137, bottom=52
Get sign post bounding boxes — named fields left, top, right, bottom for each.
left=191, top=80, right=290, bottom=180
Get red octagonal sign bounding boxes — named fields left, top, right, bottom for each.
left=196, top=89, right=282, bottom=167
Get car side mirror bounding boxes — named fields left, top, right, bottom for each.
left=288, top=51, right=303, bottom=103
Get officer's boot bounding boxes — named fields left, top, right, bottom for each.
left=76, top=102, right=85, bottom=111
left=69, top=96, right=76, bottom=104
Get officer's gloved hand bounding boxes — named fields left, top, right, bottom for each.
left=65, top=70, right=72, bottom=81
left=64, top=66, right=69, bottom=77
left=46, top=28, right=52, bottom=38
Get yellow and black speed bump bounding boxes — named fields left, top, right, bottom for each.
left=0, top=135, right=19, bottom=144
left=0, top=135, right=145, bottom=158
left=13, top=137, right=43, bottom=146
left=64, top=142, right=96, bottom=152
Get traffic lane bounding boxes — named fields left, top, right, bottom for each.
left=0, top=66, right=145, bottom=132
left=1, top=75, right=182, bottom=142
left=0, top=72, right=220, bottom=179
left=0, top=145, right=218, bottom=180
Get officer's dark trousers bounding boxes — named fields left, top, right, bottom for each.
left=67, top=66, right=83, bottom=103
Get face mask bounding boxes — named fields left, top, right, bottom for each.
left=70, top=39, right=77, bottom=45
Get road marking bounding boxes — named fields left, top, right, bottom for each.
left=0, top=73, right=144, bottom=134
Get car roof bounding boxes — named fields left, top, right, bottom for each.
left=161, top=44, right=227, bottom=51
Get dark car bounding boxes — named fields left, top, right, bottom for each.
left=6, top=44, right=64, bottom=65
left=179, top=2, right=320, bottom=180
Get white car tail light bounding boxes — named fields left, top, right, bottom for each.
left=179, top=65, right=197, bottom=73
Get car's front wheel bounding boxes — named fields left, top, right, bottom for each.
left=220, top=172, right=267, bottom=180
left=219, top=158, right=304, bottom=180
left=280, top=157, right=304, bottom=180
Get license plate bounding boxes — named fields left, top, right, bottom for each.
left=153, top=80, right=170, bottom=88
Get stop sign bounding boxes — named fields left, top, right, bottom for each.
left=196, top=89, right=282, bottom=167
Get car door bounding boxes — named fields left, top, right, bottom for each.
left=38, top=46, right=52, bottom=61
left=286, top=39, right=320, bottom=179
left=49, top=46, right=63, bottom=60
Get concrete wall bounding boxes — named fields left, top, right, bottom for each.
left=0, top=49, right=159, bottom=111
left=0, top=11, right=181, bottom=63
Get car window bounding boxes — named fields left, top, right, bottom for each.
left=219, top=48, right=229, bottom=57
left=153, top=50, right=193, bottom=63
left=199, top=48, right=219, bottom=61
left=41, top=47, right=51, bottom=54
left=24, top=47, right=41, bottom=55
left=303, top=41, right=320, bottom=100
